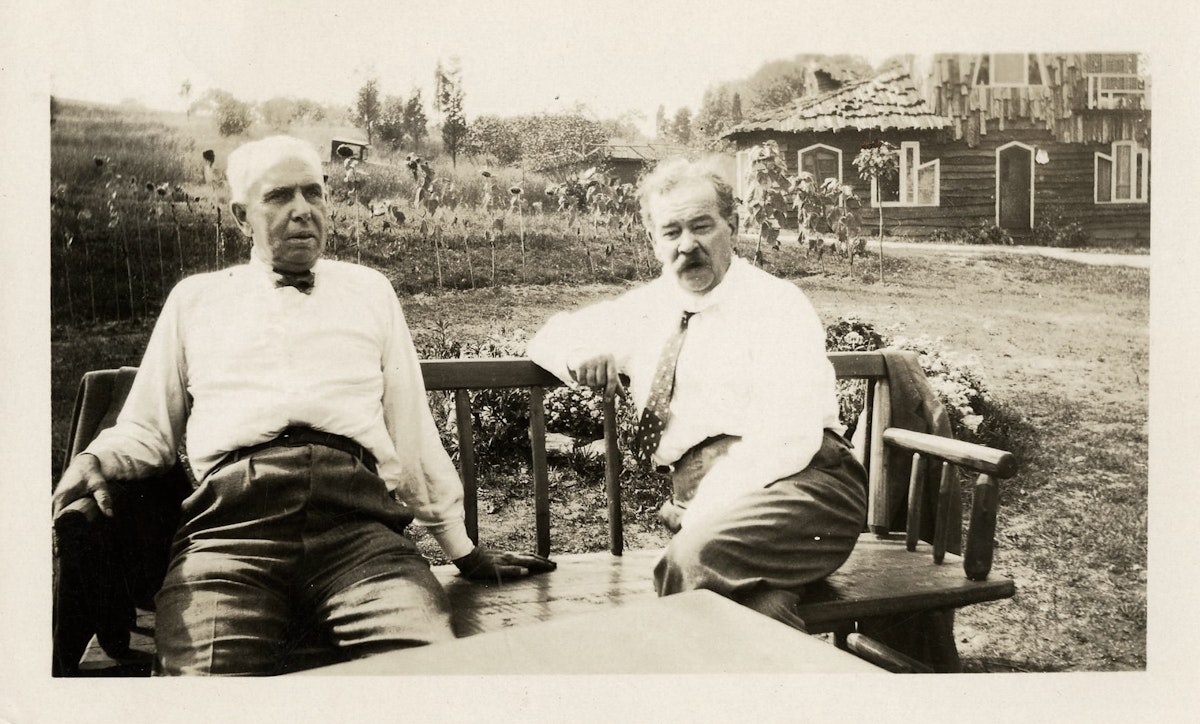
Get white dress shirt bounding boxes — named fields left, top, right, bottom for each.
left=84, top=253, right=475, bottom=560
left=528, top=256, right=842, bottom=528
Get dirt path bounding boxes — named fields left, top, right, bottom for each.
left=758, top=233, right=1151, bottom=269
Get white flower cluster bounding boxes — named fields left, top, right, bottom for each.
left=890, top=335, right=989, bottom=433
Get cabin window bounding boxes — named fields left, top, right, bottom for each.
left=1094, top=140, right=1148, bottom=204
left=871, top=142, right=940, bottom=207
left=974, top=54, right=1046, bottom=87
left=797, top=144, right=843, bottom=185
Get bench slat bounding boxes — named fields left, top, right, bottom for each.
left=428, top=533, right=1015, bottom=640
left=420, top=358, right=561, bottom=390
left=454, top=389, right=478, bottom=544
left=529, top=386, right=551, bottom=558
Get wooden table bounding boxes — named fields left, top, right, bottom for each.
left=297, top=589, right=883, bottom=675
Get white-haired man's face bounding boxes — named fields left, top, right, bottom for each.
left=232, top=152, right=328, bottom=272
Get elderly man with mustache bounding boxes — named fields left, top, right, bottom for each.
left=527, top=157, right=866, bottom=629
left=52, top=135, right=554, bottom=675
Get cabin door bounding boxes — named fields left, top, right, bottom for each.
left=996, top=143, right=1033, bottom=233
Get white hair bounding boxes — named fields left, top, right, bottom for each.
left=225, top=135, right=324, bottom=205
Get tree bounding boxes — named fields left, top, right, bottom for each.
left=259, top=97, right=298, bottom=131
left=403, top=89, right=428, bottom=151
left=462, top=113, right=608, bottom=170
left=731, top=92, right=743, bottom=123
left=375, top=95, right=407, bottom=149
left=599, top=109, right=645, bottom=142
left=670, top=107, right=693, bottom=144
left=655, top=105, right=668, bottom=140
left=180, top=79, right=192, bottom=117
left=292, top=98, right=327, bottom=123
left=435, top=60, right=468, bottom=166
left=215, top=93, right=252, bottom=136
left=694, top=86, right=733, bottom=140
left=355, top=78, right=382, bottom=144
left=853, top=140, right=900, bottom=284
left=464, top=115, right=523, bottom=165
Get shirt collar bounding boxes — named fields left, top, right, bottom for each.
left=248, top=248, right=323, bottom=278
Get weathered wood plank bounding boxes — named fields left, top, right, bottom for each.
left=528, top=386, right=551, bottom=557
left=933, top=462, right=955, bottom=564
left=964, top=473, right=1001, bottom=580
left=454, top=389, right=478, bottom=543
left=602, top=394, right=623, bottom=555
left=420, top=358, right=561, bottom=390
left=430, top=534, right=1015, bottom=639
left=884, top=428, right=1017, bottom=477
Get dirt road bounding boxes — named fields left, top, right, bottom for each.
left=763, top=233, right=1150, bottom=269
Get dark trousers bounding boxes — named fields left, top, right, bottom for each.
left=153, top=444, right=454, bottom=675
left=654, top=430, right=868, bottom=602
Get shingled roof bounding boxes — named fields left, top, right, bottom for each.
left=723, top=70, right=950, bottom=137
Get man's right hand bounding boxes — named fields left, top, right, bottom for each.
left=566, top=352, right=622, bottom=398
left=52, top=454, right=114, bottom=518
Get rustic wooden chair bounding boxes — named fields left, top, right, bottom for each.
left=53, top=351, right=1016, bottom=675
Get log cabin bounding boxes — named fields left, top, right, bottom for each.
left=724, top=54, right=1150, bottom=246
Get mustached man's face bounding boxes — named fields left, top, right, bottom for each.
left=232, top=155, right=328, bottom=272
left=647, top=180, right=734, bottom=295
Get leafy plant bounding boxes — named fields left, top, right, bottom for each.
left=792, top=173, right=863, bottom=272
left=738, top=140, right=791, bottom=266
left=852, top=141, right=899, bottom=283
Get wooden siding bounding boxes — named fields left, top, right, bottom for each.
left=731, top=125, right=1149, bottom=244
left=926, top=54, right=1151, bottom=147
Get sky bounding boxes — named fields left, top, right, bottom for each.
left=33, top=0, right=1167, bottom=133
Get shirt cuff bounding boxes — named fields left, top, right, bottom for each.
left=432, top=523, right=476, bottom=561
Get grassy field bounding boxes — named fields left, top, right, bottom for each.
left=49, top=100, right=1149, bottom=674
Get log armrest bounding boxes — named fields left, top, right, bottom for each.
left=881, top=428, right=1017, bottom=581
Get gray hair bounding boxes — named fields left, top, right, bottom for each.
left=636, top=156, right=736, bottom=231
left=226, top=135, right=324, bottom=205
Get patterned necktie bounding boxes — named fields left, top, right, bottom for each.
left=633, top=311, right=695, bottom=467
left=274, top=269, right=315, bottom=294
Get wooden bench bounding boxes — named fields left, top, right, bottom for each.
left=54, top=351, right=1016, bottom=675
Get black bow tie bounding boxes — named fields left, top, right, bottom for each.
left=274, top=269, right=315, bottom=294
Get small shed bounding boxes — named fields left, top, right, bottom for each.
left=330, top=138, right=370, bottom=164
left=599, top=143, right=690, bottom=185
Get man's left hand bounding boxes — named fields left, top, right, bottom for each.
left=453, top=547, right=557, bottom=583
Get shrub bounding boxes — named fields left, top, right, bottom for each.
left=1032, top=204, right=1090, bottom=248
left=415, top=328, right=534, bottom=460
left=824, top=316, right=1010, bottom=447
left=215, top=96, right=253, bottom=137
left=962, top=221, right=1014, bottom=246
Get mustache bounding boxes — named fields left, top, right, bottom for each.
left=675, top=252, right=709, bottom=269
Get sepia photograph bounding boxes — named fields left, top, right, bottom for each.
left=3, top=0, right=1197, bottom=720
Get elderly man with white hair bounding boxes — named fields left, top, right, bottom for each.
left=52, top=135, right=554, bottom=675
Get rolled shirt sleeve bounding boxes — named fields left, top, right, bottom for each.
left=83, top=283, right=191, bottom=480
left=379, top=291, right=476, bottom=561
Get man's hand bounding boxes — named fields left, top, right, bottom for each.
left=657, top=499, right=685, bottom=534
left=52, top=453, right=114, bottom=518
left=452, top=547, right=557, bottom=583
left=566, top=352, right=622, bottom=398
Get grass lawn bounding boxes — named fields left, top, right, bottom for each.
left=50, top=248, right=1148, bottom=673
